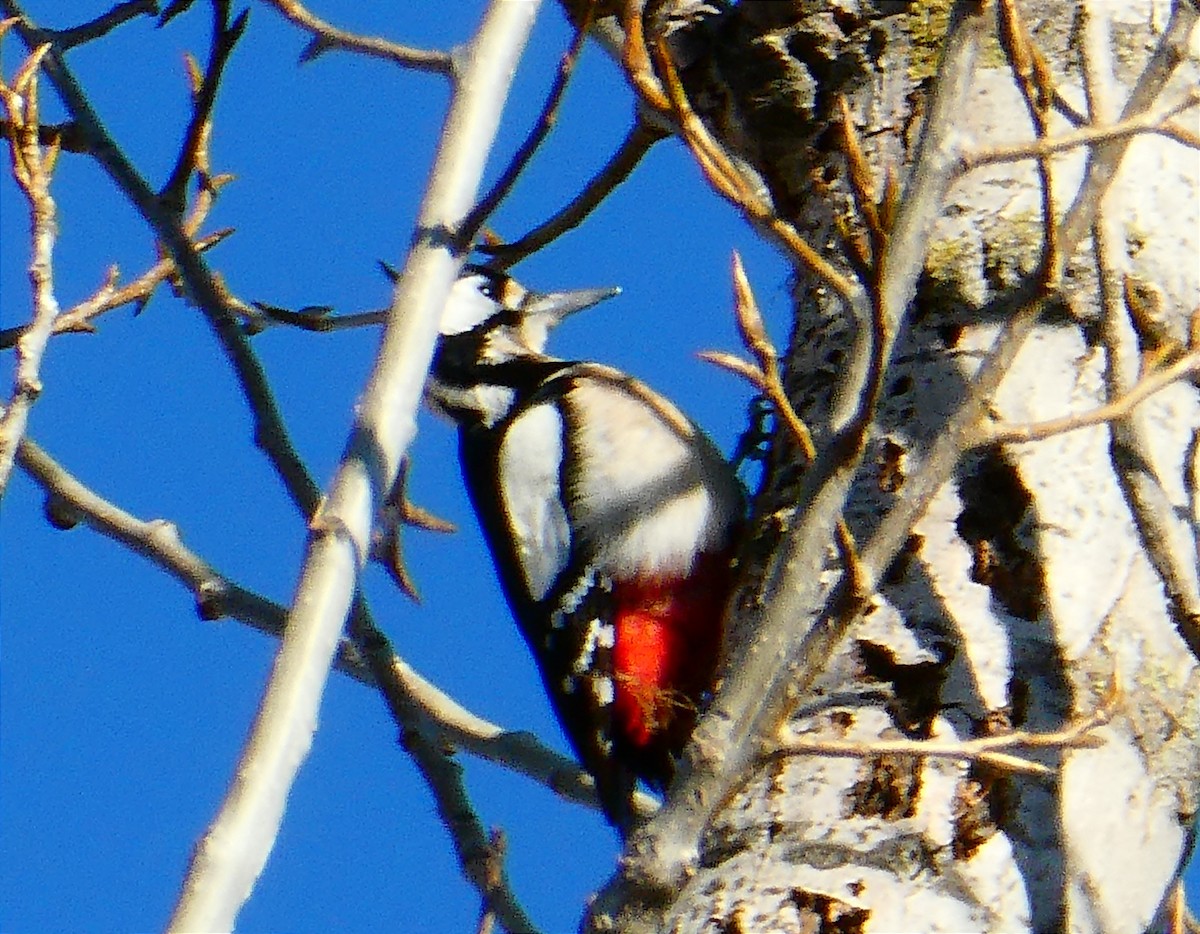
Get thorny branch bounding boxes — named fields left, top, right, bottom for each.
left=159, top=0, right=247, bottom=217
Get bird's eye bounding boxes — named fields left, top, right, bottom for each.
left=480, top=282, right=498, bottom=300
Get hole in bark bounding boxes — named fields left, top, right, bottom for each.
left=955, top=452, right=1045, bottom=621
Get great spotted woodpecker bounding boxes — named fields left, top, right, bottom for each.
left=426, top=265, right=745, bottom=830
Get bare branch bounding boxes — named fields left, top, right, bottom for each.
left=971, top=349, right=1200, bottom=449
left=482, top=120, right=666, bottom=266
left=0, top=34, right=59, bottom=498
left=776, top=687, right=1116, bottom=777
left=0, top=0, right=325, bottom=517
left=166, top=4, right=544, bottom=929
left=260, top=0, right=454, bottom=75
left=159, top=3, right=248, bottom=217
left=997, top=0, right=1061, bottom=284
left=0, top=116, right=89, bottom=150
left=652, top=37, right=859, bottom=305
left=461, top=3, right=593, bottom=245
left=957, top=89, right=1200, bottom=173
left=42, top=0, right=157, bottom=49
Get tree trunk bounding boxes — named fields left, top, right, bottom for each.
left=569, top=1, right=1200, bottom=931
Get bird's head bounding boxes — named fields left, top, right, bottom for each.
left=427, top=265, right=620, bottom=425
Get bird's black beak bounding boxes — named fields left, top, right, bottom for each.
left=522, top=284, right=621, bottom=326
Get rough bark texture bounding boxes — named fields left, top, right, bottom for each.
left=565, top=1, right=1199, bottom=931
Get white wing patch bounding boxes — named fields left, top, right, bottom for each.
left=565, top=374, right=743, bottom=578
left=497, top=402, right=572, bottom=601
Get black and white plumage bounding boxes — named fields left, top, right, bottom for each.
left=426, top=265, right=744, bottom=829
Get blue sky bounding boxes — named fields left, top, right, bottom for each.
left=0, top=2, right=1194, bottom=932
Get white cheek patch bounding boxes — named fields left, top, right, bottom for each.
left=440, top=275, right=499, bottom=335
left=497, top=402, right=572, bottom=601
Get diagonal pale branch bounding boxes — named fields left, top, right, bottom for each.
left=0, top=34, right=59, bottom=499
left=165, top=3, right=544, bottom=930
left=16, top=434, right=641, bottom=816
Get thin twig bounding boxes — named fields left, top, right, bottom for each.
left=700, top=253, right=862, bottom=584
left=460, top=1, right=593, bottom=244
left=957, top=89, right=1200, bottom=173
left=43, top=0, right=156, bottom=49
left=482, top=120, right=666, bottom=266
left=971, top=349, right=1200, bottom=448
left=652, top=38, right=860, bottom=305
left=998, top=0, right=1060, bottom=287
left=159, top=1, right=247, bottom=217
left=836, top=95, right=887, bottom=284
left=776, top=691, right=1115, bottom=777
left=260, top=0, right=453, bottom=75
left=0, top=219, right=232, bottom=350
left=619, top=0, right=669, bottom=112
left=350, top=615, right=541, bottom=934
left=0, top=117, right=89, bottom=150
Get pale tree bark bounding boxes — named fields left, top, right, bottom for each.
left=569, top=1, right=1200, bottom=932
